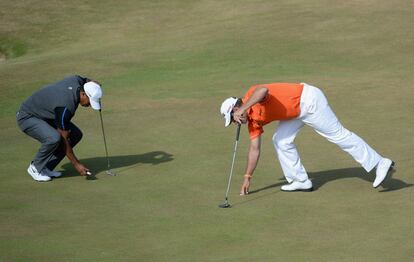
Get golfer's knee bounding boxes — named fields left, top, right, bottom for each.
left=74, top=129, right=83, bottom=142
left=327, top=126, right=352, bottom=144
left=70, top=129, right=83, bottom=146
left=45, top=132, right=61, bottom=147
left=273, top=133, right=293, bottom=150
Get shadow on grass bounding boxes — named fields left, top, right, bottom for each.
left=248, top=167, right=411, bottom=194
left=229, top=167, right=411, bottom=207
left=58, top=151, right=173, bottom=178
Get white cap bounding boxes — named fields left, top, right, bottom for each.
left=84, top=82, right=103, bottom=110
left=220, top=97, right=238, bottom=127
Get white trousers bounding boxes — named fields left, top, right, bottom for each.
left=272, top=83, right=382, bottom=183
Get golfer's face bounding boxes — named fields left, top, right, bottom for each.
left=80, top=92, right=91, bottom=107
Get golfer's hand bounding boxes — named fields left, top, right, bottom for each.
left=74, top=163, right=89, bottom=176
left=240, top=175, right=251, bottom=195
left=233, top=108, right=246, bottom=124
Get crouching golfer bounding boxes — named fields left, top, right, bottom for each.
left=16, top=75, right=103, bottom=182
left=220, top=82, right=394, bottom=193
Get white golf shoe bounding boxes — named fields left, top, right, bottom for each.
left=43, top=168, right=62, bottom=178
left=281, top=179, right=313, bottom=192
left=27, top=163, right=51, bottom=182
left=373, top=158, right=395, bottom=188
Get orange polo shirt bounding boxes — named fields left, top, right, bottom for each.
left=242, top=83, right=304, bottom=140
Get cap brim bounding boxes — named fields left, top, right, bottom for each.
left=224, top=113, right=231, bottom=127
left=90, top=99, right=101, bottom=110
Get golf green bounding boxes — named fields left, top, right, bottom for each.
left=1, top=1, right=413, bottom=261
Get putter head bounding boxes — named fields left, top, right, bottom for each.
left=218, top=202, right=231, bottom=208
left=106, top=170, right=116, bottom=176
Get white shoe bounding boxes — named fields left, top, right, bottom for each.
left=373, top=158, right=395, bottom=188
left=27, top=163, right=51, bottom=182
left=43, top=168, right=62, bottom=178
left=281, top=179, right=313, bottom=192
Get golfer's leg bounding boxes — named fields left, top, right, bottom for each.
left=46, top=122, right=83, bottom=170
left=273, top=119, right=307, bottom=182
left=18, top=116, right=61, bottom=172
left=303, top=99, right=381, bottom=172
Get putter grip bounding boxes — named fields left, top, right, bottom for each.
left=236, top=124, right=241, bottom=141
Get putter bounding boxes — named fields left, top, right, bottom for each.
left=99, top=109, right=116, bottom=176
left=219, top=124, right=241, bottom=208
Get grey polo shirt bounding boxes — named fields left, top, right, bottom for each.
left=19, top=75, right=89, bottom=130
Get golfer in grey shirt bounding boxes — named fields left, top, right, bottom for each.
left=16, top=75, right=103, bottom=181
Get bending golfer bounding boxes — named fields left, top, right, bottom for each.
left=220, top=83, right=394, bottom=193
left=16, top=75, right=103, bottom=182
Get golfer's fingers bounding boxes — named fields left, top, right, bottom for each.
left=81, top=167, right=90, bottom=176
left=240, top=186, right=245, bottom=195
left=240, top=184, right=248, bottom=196
left=233, top=114, right=241, bottom=124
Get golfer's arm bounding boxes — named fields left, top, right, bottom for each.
left=245, top=136, right=261, bottom=176
left=57, top=129, right=80, bottom=166
left=239, top=87, right=268, bottom=112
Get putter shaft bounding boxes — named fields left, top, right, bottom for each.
left=220, top=124, right=241, bottom=207
left=99, top=110, right=116, bottom=176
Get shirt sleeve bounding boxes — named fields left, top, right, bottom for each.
left=54, top=107, right=73, bottom=130
left=247, top=120, right=263, bottom=140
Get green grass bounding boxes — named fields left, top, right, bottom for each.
left=0, top=38, right=27, bottom=59
left=1, top=0, right=413, bottom=261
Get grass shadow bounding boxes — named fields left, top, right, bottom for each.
left=58, top=151, right=173, bottom=178
left=248, top=167, right=411, bottom=194
left=310, top=167, right=410, bottom=192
